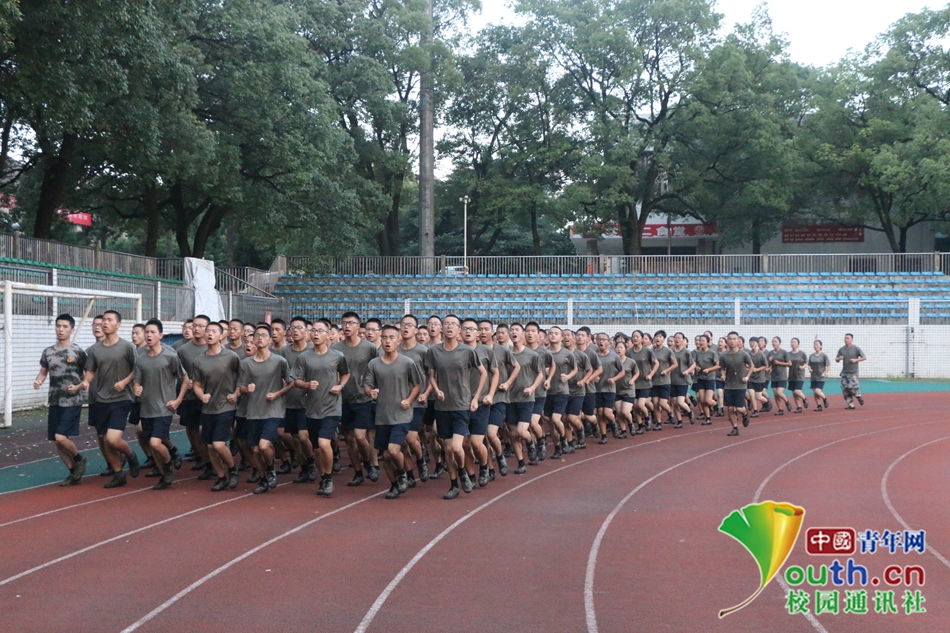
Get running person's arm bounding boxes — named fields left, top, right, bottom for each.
left=33, top=366, right=48, bottom=390
left=329, top=372, right=349, bottom=395
left=168, top=373, right=189, bottom=411
left=429, top=368, right=444, bottom=401
left=268, top=377, right=294, bottom=401
left=647, top=359, right=660, bottom=381
left=661, top=356, right=678, bottom=376
left=483, top=366, right=500, bottom=405
left=113, top=371, right=134, bottom=393
left=701, top=363, right=720, bottom=374
left=403, top=382, right=421, bottom=410
left=525, top=364, right=544, bottom=397
left=192, top=380, right=210, bottom=404
left=543, top=361, right=556, bottom=391
left=472, top=363, right=488, bottom=412
left=579, top=365, right=594, bottom=386
left=498, top=360, right=520, bottom=392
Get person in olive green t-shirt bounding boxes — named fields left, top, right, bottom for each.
left=836, top=333, right=867, bottom=409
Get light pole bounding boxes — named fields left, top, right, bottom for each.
left=460, top=194, right=469, bottom=273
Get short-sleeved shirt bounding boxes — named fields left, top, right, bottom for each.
left=808, top=352, right=830, bottom=378
left=191, top=349, right=240, bottom=414
left=627, top=346, right=656, bottom=389
left=470, top=344, right=497, bottom=402
left=617, top=357, right=638, bottom=398
left=671, top=348, right=693, bottom=386
left=751, top=351, right=769, bottom=383
left=581, top=345, right=601, bottom=394
left=510, top=347, right=541, bottom=404
left=595, top=350, right=624, bottom=394
left=569, top=349, right=591, bottom=397
left=652, top=346, right=675, bottom=386
left=238, top=353, right=289, bottom=420
left=133, top=347, right=185, bottom=418
left=768, top=349, right=789, bottom=381
left=398, top=342, right=429, bottom=409
left=532, top=346, right=554, bottom=398
left=227, top=342, right=250, bottom=358
left=692, top=349, right=719, bottom=381
left=425, top=343, right=480, bottom=411
left=291, top=348, right=349, bottom=420
left=40, top=343, right=87, bottom=407
left=277, top=344, right=310, bottom=410
left=720, top=351, right=753, bottom=390
left=364, top=355, right=423, bottom=426
left=787, top=350, right=808, bottom=382
left=176, top=341, right=208, bottom=402
left=332, top=340, right=378, bottom=404
left=548, top=347, right=577, bottom=396
left=491, top=344, right=517, bottom=404
left=85, top=339, right=137, bottom=404
left=172, top=339, right=187, bottom=350
left=837, top=345, right=865, bottom=376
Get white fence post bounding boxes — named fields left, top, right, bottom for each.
left=51, top=268, right=58, bottom=318
left=156, top=281, right=162, bottom=320
left=908, top=297, right=920, bottom=327
left=404, top=299, right=411, bottom=316
left=567, top=298, right=574, bottom=328
left=3, top=280, right=12, bottom=428
left=734, top=298, right=741, bottom=326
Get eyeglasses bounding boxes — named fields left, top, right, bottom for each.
left=254, top=332, right=270, bottom=338
left=341, top=320, right=360, bottom=326
left=444, top=322, right=460, bottom=328
left=365, top=328, right=380, bottom=333
left=311, top=328, right=328, bottom=334
left=461, top=326, right=477, bottom=332
left=290, top=325, right=307, bottom=331
left=400, top=322, right=417, bottom=328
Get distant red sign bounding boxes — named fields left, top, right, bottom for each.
left=642, top=223, right=717, bottom=238
left=783, top=225, right=864, bottom=243
left=64, top=212, right=93, bottom=227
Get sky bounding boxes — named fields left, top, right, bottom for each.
left=470, top=0, right=945, bottom=68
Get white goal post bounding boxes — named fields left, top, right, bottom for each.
left=2, top=280, right=142, bottom=428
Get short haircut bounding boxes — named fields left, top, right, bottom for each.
left=791, top=337, right=800, bottom=344
left=427, top=315, right=442, bottom=323
left=103, top=309, right=122, bottom=322
left=291, top=315, right=308, bottom=325
left=845, top=333, right=853, bottom=338
left=55, top=313, right=76, bottom=328
left=401, top=314, right=418, bottom=325
left=271, top=318, right=287, bottom=329
left=739, top=336, right=745, bottom=343
left=815, top=339, right=823, bottom=346
left=381, top=324, right=400, bottom=335
left=674, top=332, right=685, bottom=339
left=184, top=318, right=193, bottom=325
left=365, top=317, right=382, bottom=328
left=206, top=322, right=223, bottom=334
left=255, top=323, right=273, bottom=336
left=462, top=317, right=478, bottom=326
left=547, top=325, right=562, bottom=333
left=577, top=326, right=592, bottom=336
left=727, top=331, right=739, bottom=338
left=478, top=319, right=493, bottom=327
left=525, top=321, right=540, bottom=331
left=229, top=318, right=244, bottom=327
left=773, top=336, right=782, bottom=343
left=329, top=323, right=340, bottom=331
left=654, top=329, right=667, bottom=339
left=218, top=320, right=228, bottom=328
left=93, top=314, right=104, bottom=321
left=496, top=323, right=509, bottom=331
left=133, top=323, right=146, bottom=331
left=443, top=314, right=460, bottom=324
left=193, top=314, right=211, bottom=324
left=316, top=318, right=333, bottom=329
left=699, top=334, right=710, bottom=343
left=342, top=311, right=360, bottom=322
left=145, top=318, right=163, bottom=333
left=632, top=329, right=643, bottom=336
left=509, top=322, right=524, bottom=330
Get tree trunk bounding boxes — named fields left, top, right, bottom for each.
left=225, top=223, right=236, bottom=266
left=376, top=173, right=403, bottom=256
left=143, top=184, right=160, bottom=257
left=33, top=133, right=77, bottom=238
left=899, top=225, right=908, bottom=254
left=192, top=203, right=229, bottom=259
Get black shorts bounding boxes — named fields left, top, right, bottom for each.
left=788, top=380, right=804, bottom=391
left=307, top=416, right=340, bottom=441
left=283, top=408, right=306, bottom=434
left=696, top=379, right=715, bottom=391
left=670, top=384, right=688, bottom=398
left=375, top=423, right=410, bottom=450
left=92, top=400, right=132, bottom=435
left=582, top=393, right=597, bottom=416
left=48, top=405, right=82, bottom=441
left=635, top=388, right=652, bottom=400
left=200, top=411, right=235, bottom=444
left=423, top=401, right=437, bottom=426
left=724, top=389, right=746, bottom=408
left=595, top=392, right=616, bottom=409
left=178, top=398, right=203, bottom=429
left=410, top=407, right=425, bottom=432
left=145, top=416, right=173, bottom=441
left=489, top=402, right=507, bottom=427
left=771, top=380, right=788, bottom=390
left=544, top=394, right=570, bottom=417
left=651, top=384, right=671, bottom=400
left=715, top=380, right=725, bottom=391
left=234, top=416, right=249, bottom=440
left=341, top=401, right=374, bottom=431
left=129, top=401, right=142, bottom=426
left=749, top=381, right=766, bottom=393
left=469, top=405, right=490, bottom=436
left=532, top=396, right=546, bottom=416
left=247, top=417, right=281, bottom=445
left=435, top=410, right=470, bottom=440
left=506, top=402, right=533, bottom=425
left=810, top=381, right=825, bottom=390
left=566, top=395, right=585, bottom=417
left=619, top=396, right=636, bottom=404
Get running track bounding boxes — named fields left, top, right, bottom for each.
left=0, top=392, right=946, bottom=632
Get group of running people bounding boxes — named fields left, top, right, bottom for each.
left=34, top=311, right=867, bottom=500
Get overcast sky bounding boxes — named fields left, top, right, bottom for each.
left=470, top=0, right=945, bottom=68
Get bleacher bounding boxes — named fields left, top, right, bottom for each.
left=274, top=271, right=950, bottom=325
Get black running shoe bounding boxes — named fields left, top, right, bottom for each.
left=247, top=473, right=261, bottom=484
left=146, top=467, right=162, bottom=478
left=267, top=470, right=277, bottom=489
left=742, top=412, right=750, bottom=428
left=143, top=457, right=155, bottom=469
left=432, top=462, right=445, bottom=479
left=60, top=473, right=76, bottom=486
left=228, top=470, right=239, bottom=489
left=477, top=468, right=490, bottom=487
left=673, top=422, right=683, bottom=429
left=460, top=472, right=474, bottom=494
left=367, top=464, right=380, bottom=483
left=856, top=395, right=864, bottom=406
left=197, top=466, right=216, bottom=480
left=794, top=407, right=803, bottom=414
left=253, top=480, right=269, bottom=494
left=72, top=457, right=86, bottom=482
left=803, top=400, right=809, bottom=409
left=104, top=472, right=127, bottom=489
left=497, top=455, right=508, bottom=476
left=332, top=458, right=341, bottom=473
left=727, top=427, right=739, bottom=436
left=348, top=473, right=365, bottom=487
left=418, top=461, right=430, bottom=482
left=552, top=447, right=563, bottom=459
left=385, top=485, right=401, bottom=499
left=816, top=405, right=823, bottom=411
left=598, top=436, right=608, bottom=445
left=514, top=463, right=527, bottom=475
left=292, top=471, right=309, bottom=484
left=276, top=461, right=292, bottom=475
left=443, top=486, right=460, bottom=500
left=823, top=397, right=829, bottom=408
left=153, top=472, right=174, bottom=490
left=397, top=473, right=408, bottom=494
left=786, top=400, right=792, bottom=412
left=210, top=477, right=228, bottom=492
left=171, top=449, right=183, bottom=470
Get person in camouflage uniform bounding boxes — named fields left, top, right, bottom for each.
left=34, top=314, right=88, bottom=486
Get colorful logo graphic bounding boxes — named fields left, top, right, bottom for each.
left=718, top=501, right=806, bottom=618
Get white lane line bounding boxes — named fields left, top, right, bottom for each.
left=0, top=484, right=282, bottom=587
left=0, top=476, right=199, bottom=529
left=354, top=415, right=821, bottom=633
left=881, top=435, right=950, bottom=572
left=119, top=491, right=385, bottom=633
left=750, top=421, right=946, bottom=633
left=0, top=430, right=188, bottom=470
left=583, top=413, right=897, bottom=633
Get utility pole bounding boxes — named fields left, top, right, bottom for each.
left=418, top=0, right=435, bottom=268
left=460, top=195, right=469, bottom=272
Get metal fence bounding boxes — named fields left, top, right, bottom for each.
left=285, top=252, right=948, bottom=277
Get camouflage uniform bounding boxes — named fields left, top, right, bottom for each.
left=40, top=343, right=87, bottom=408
